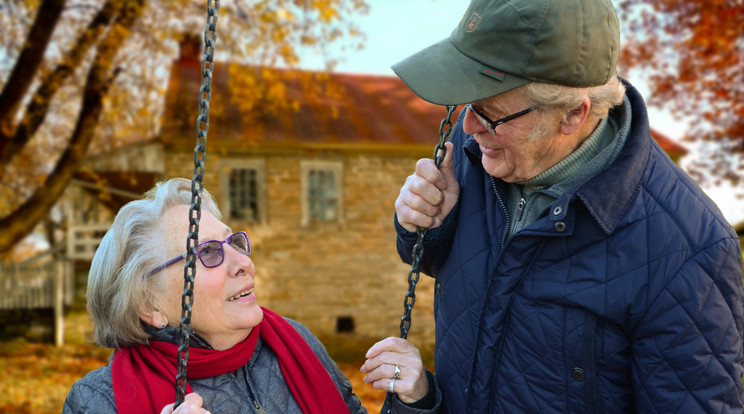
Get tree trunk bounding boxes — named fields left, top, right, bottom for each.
left=0, top=0, right=145, bottom=254
left=0, top=0, right=66, bottom=142
left=0, top=1, right=117, bottom=180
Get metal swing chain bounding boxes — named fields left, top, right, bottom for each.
left=175, top=0, right=219, bottom=408
left=398, top=105, right=457, bottom=340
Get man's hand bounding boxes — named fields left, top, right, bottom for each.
left=395, top=142, right=459, bottom=232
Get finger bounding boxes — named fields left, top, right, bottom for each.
left=365, top=355, right=423, bottom=380
left=171, top=393, right=208, bottom=414
left=420, top=141, right=456, bottom=192
left=394, top=195, right=440, bottom=232
left=361, top=338, right=421, bottom=379
left=398, top=179, right=442, bottom=216
left=438, top=141, right=455, bottom=171
left=363, top=362, right=406, bottom=386
left=369, top=373, right=422, bottom=399
left=365, top=337, right=409, bottom=360
left=440, top=142, right=459, bottom=195
left=414, top=158, right=448, bottom=192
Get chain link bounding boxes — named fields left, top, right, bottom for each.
left=174, top=0, right=219, bottom=408
left=398, top=105, right=457, bottom=340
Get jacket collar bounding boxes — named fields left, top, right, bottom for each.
left=574, top=80, right=651, bottom=234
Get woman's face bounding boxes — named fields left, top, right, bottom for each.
left=158, top=204, right=263, bottom=350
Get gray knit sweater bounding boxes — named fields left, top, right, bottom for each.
left=62, top=318, right=440, bottom=413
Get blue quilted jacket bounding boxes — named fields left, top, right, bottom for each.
left=396, top=81, right=744, bottom=413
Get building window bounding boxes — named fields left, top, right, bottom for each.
left=336, top=316, right=355, bottom=334
left=220, top=159, right=266, bottom=223
left=309, top=169, right=337, bottom=220
left=301, top=161, right=343, bottom=225
left=229, top=169, right=258, bottom=221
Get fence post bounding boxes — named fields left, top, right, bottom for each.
left=54, top=260, right=64, bottom=347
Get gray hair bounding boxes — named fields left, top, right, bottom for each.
left=522, top=76, right=626, bottom=128
left=87, top=177, right=221, bottom=348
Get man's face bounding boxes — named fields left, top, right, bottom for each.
left=463, top=88, right=566, bottom=183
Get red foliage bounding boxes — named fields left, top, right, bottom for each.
left=617, top=0, right=744, bottom=184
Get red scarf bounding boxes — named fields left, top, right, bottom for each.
left=112, top=307, right=348, bottom=414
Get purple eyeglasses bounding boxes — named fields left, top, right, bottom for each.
left=147, top=231, right=251, bottom=276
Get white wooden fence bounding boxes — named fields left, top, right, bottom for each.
left=0, top=256, right=74, bottom=346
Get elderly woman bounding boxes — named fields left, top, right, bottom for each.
left=62, top=177, right=440, bottom=414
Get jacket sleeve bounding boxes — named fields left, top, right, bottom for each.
left=395, top=208, right=458, bottom=278
left=380, top=370, right=443, bottom=414
left=632, top=237, right=744, bottom=412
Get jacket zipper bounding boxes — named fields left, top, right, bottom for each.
left=490, top=176, right=510, bottom=249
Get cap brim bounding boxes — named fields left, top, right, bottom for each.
left=391, top=39, right=530, bottom=106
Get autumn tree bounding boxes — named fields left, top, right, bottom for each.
left=0, top=0, right=367, bottom=256
left=616, top=0, right=744, bottom=186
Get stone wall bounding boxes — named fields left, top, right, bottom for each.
left=164, top=148, right=437, bottom=349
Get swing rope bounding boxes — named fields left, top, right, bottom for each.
left=387, top=105, right=456, bottom=412
left=174, top=0, right=219, bottom=408
left=398, top=104, right=457, bottom=341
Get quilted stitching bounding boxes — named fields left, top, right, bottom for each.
left=399, top=82, right=744, bottom=413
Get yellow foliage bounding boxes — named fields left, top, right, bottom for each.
left=0, top=0, right=369, bottom=251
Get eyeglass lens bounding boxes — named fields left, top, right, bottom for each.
left=197, top=232, right=250, bottom=268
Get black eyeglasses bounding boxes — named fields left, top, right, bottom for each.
left=147, top=231, right=251, bottom=276
left=467, top=103, right=538, bottom=134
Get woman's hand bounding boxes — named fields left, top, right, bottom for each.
left=360, top=337, right=429, bottom=404
left=160, top=393, right=211, bottom=414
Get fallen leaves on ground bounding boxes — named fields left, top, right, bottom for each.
left=0, top=341, right=386, bottom=413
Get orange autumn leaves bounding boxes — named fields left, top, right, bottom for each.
left=0, top=342, right=387, bottom=413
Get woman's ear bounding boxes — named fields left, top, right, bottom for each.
left=138, top=306, right=166, bottom=329
left=560, top=95, right=591, bottom=136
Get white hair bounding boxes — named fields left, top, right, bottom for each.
left=522, top=76, right=626, bottom=124
left=86, top=177, right=221, bottom=348
left=515, top=76, right=625, bottom=142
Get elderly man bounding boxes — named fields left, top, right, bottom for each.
left=392, top=0, right=744, bottom=412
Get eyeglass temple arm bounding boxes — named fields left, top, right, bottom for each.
left=147, top=252, right=188, bottom=277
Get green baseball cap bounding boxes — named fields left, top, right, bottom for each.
left=392, top=0, right=620, bottom=105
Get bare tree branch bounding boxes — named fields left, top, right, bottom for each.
left=0, top=0, right=65, bottom=141
left=0, top=1, right=117, bottom=180
left=0, top=0, right=145, bottom=253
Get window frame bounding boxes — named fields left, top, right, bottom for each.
left=219, top=159, right=267, bottom=224
left=300, top=160, right=343, bottom=226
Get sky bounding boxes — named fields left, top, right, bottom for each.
left=300, top=0, right=744, bottom=225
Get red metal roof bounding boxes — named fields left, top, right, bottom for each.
left=161, top=49, right=686, bottom=159
left=161, top=61, right=457, bottom=149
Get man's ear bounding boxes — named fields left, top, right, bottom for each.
left=560, top=95, right=591, bottom=136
